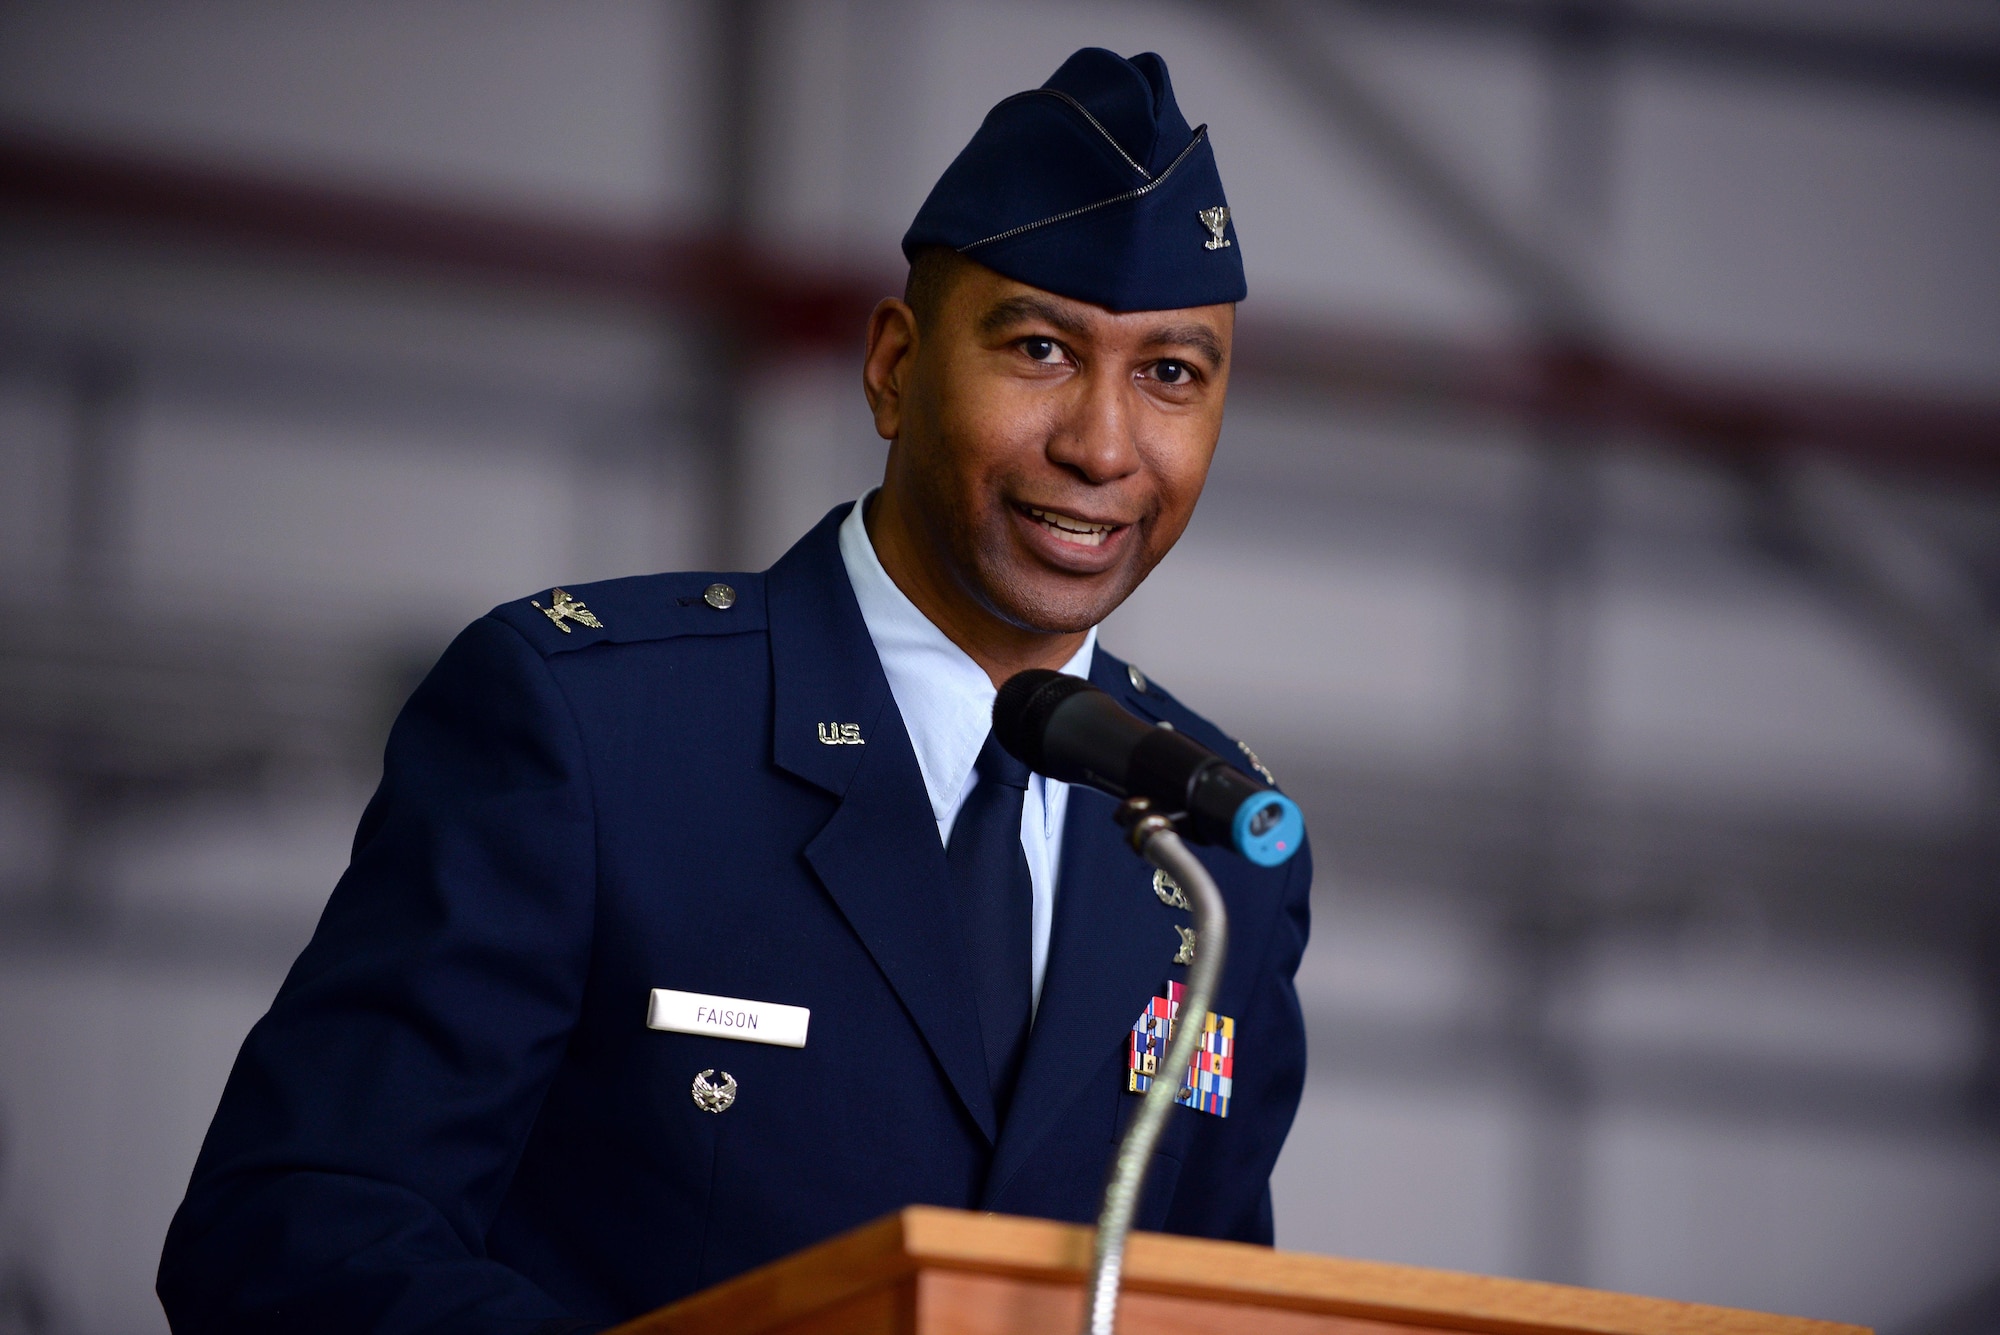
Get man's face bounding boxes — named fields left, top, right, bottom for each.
left=870, top=261, right=1234, bottom=636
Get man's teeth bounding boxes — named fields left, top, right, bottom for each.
left=1027, top=507, right=1115, bottom=547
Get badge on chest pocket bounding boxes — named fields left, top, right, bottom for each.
left=1127, top=981, right=1234, bottom=1118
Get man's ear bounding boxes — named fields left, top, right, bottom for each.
left=862, top=298, right=919, bottom=442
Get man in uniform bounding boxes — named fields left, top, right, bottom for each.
left=159, top=47, right=1311, bottom=1334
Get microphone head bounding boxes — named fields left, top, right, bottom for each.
left=992, top=669, right=1096, bottom=773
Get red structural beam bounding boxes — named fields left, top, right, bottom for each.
left=0, top=131, right=881, bottom=350
left=4, top=130, right=1997, bottom=474
left=1234, top=320, right=2000, bottom=476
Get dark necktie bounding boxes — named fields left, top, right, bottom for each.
left=947, top=731, right=1034, bottom=1111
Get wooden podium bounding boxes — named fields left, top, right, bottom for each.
left=608, top=1207, right=1866, bottom=1335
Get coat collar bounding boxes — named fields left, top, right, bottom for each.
left=767, top=504, right=890, bottom=799
left=767, top=506, right=998, bottom=1142
left=981, top=646, right=1187, bottom=1203
left=765, top=513, right=1187, bottom=1164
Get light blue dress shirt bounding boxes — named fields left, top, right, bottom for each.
left=838, top=494, right=1096, bottom=1010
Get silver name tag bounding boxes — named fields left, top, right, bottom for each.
left=646, top=988, right=810, bottom=1048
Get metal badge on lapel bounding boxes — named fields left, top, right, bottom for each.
left=1152, top=868, right=1189, bottom=910
left=817, top=723, right=865, bottom=745
left=1127, top=981, right=1234, bottom=1117
left=530, top=588, right=603, bottom=634
left=1173, top=924, right=1198, bottom=966
left=691, top=1069, right=737, bottom=1113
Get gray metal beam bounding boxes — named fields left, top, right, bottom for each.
left=700, top=0, right=768, bottom=570
left=1285, top=758, right=1979, bottom=950
left=1335, top=0, right=2000, bottom=108
left=1308, top=1008, right=1990, bottom=1142
left=1238, top=0, right=1598, bottom=334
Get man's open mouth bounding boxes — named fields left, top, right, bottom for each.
left=1023, top=505, right=1121, bottom=548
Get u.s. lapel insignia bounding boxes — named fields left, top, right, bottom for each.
left=816, top=723, right=865, bottom=746
left=1152, top=868, right=1190, bottom=910
left=1198, top=206, right=1231, bottom=251
left=530, top=587, right=603, bottom=634
left=1173, top=924, right=1198, bottom=966
left=1127, top=981, right=1234, bottom=1117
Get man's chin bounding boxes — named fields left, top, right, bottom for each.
left=984, top=568, right=1134, bottom=638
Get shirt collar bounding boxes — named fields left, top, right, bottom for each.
left=838, top=492, right=1096, bottom=822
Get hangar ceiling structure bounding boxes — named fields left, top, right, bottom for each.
left=0, top=2, right=1997, bottom=1329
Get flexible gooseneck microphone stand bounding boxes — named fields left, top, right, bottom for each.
left=1084, top=798, right=1230, bottom=1335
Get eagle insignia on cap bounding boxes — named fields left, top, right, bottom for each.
left=1198, top=206, right=1231, bottom=250
left=902, top=48, right=1246, bottom=311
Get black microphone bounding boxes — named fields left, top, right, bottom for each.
left=992, top=669, right=1303, bottom=866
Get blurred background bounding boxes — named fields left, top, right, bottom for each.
left=1, top=1, right=1997, bottom=1331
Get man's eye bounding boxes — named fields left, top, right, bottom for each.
left=1154, top=360, right=1192, bottom=385
left=1021, top=337, right=1063, bottom=364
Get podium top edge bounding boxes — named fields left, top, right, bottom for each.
left=893, top=1208, right=1866, bottom=1335
left=612, top=1206, right=1871, bottom=1335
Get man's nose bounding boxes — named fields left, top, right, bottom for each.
left=1046, top=370, right=1143, bottom=483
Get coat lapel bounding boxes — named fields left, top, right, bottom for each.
left=981, top=650, right=1175, bottom=1202
left=768, top=506, right=997, bottom=1143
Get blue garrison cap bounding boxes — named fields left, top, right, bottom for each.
left=902, top=48, right=1244, bottom=312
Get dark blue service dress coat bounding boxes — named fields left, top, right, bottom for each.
left=158, top=504, right=1313, bottom=1333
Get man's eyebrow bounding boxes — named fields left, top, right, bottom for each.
left=1145, top=324, right=1226, bottom=369
left=977, top=295, right=1089, bottom=340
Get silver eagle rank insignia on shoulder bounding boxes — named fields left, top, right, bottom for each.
left=530, top=587, right=603, bottom=634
